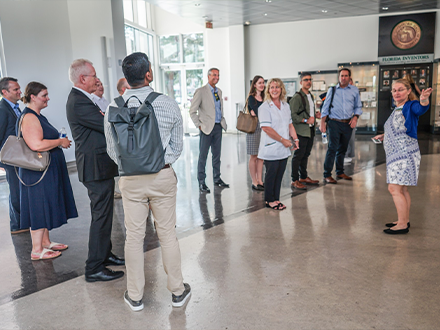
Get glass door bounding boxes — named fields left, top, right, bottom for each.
left=162, top=67, right=204, bottom=134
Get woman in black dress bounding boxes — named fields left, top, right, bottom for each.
left=19, top=82, right=78, bottom=260
left=246, top=75, right=265, bottom=191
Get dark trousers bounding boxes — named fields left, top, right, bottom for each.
left=323, top=120, right=353, bottom=178
left=198, top=123, right=222, bottom=183
left=291, top=128, right=315, bottom=182
left=264, top=158, right=288, bottom=202
left=82, top=178, right=115, bottom=275
left=2, top=163, right=21, bottom=231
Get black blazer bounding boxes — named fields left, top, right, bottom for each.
left=0, top=98, right=19, bottom=152
left=66, top=88, right=118, bottom=183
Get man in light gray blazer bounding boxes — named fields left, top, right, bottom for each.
left=189, top=68, right=228, bottom=193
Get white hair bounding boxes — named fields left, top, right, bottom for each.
left=69, top=59, right=93, bottom=84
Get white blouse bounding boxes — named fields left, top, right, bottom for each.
left=257, top=100, right=292, bottom=161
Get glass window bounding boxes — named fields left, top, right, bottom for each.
left=183, top=34, right=204, bottom=63
left=160, top=36, right=180, bottom=64
left=123, top=0, right=134, bottom=22
left=137, top=0, right=147, bottom=28
left=125, top=25, right=135, bottom=55
left=164, top=71, right=182, bottom=104
left=186, top=69, right=203, bottom=100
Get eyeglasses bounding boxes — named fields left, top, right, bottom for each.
left=83, top=74, right=97, bottom=79
left=302, top=78, right=312, bottom=82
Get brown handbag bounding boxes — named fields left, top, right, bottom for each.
left=236, top=99, right=258, bottom=133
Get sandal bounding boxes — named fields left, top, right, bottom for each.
left=43, top=242, right=68, bottom=251
left=265, top=202, right=283, bottom=210
left=277, top=202, right=286, bottom=210
left=31, top=248, right=61, bottom=261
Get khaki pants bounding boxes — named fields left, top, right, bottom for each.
left=119, top=167, right=184, bottom=301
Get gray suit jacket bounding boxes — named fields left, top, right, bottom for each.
left=189, top=84, right=227, bottom=135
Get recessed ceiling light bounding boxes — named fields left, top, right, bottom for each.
left=322, top=10, right=328, bottom=13
left=265, top=0, right=272, bottom=2
left=245, top=21, right=251, bottom=25
left=382, top=7, right=389, bottom=10
left=195, top=3, right=200, bottom=6
left=264, top=13, right=268, bottom=16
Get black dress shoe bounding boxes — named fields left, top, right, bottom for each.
left=214, top=179, right=229, bottom=188
left=257, top=184, right=264, bottom=190
left=85, top=268, right=124, bottom=282
left=383, top=227, right=409, bottom=235
left=386, top=222, right=410, bottom=228
left=199, top=182, right=210, bottom=193
left=104, top=253, right=125, bottom=266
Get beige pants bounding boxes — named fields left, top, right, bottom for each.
left=119, top=167, right=184, bottom=301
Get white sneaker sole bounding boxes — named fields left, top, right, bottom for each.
left=124, top=294, right=144, bottom=311
left=172, top=291, right=191, bottom=307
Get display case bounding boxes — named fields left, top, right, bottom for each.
left=297, top=70, right=338, bottom=106
left=338, top=62, right=379, bottom=134
left=431, top=60, right=440, bottom=134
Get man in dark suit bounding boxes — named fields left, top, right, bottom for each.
left=0, top=77, right=27, bottom=234
left=66, top=59, right=124, bottom=282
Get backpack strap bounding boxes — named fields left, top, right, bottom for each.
left=145, top=92, right=161, bottom=104
left=295, top=91, right=309, bottom=118
left=114, top=96, right=125, bottom=107
left=327, top=86, right=336, bottom=117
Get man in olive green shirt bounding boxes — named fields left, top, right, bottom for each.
left=289, top=72, right=320, bottom=190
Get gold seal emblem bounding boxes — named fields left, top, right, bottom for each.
left=391, top=20, right=422, bottom=50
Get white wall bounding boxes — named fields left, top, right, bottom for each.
left=245, top=10, right=440, bottom=91
left=245, top=15, right=379, bottom=86
left=0, top=0, right=118, bottom=162
left=152, top=5, right=204, bottom=36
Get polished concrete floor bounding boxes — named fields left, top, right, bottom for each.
left=1, top=133, right=440, bottom=329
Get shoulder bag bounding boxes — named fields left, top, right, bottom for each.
left=236, top=98, right=258, bottom=134
left=0, top=114, right=51, bottom=186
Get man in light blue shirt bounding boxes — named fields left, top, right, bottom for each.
left=320, top=68, right=362, bottom=183
left=190, top=68, right=228, bottom=193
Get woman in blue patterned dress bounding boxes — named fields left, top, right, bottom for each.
left=19, top=82, right=78, bottom=259
left=246, top=75, right=265, bottom=191
left=373, top=79, right=432, bottom=235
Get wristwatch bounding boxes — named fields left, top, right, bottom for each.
left=303, top=119, right=307, bottom=123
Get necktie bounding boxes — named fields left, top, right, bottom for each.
left=13, top=104, right=21, bottom=117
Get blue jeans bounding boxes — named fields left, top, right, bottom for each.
left=323, top=120, right=353, bottom=178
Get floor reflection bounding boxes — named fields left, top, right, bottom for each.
left=0, top=133, right=439, bottom=305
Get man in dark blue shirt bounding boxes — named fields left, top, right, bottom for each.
left=320, top=68, right=362, bottom=183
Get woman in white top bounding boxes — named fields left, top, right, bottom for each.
left=258, top=78, right=299, bottom=210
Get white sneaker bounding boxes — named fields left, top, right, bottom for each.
left=344, top=157, right=352, bottom=163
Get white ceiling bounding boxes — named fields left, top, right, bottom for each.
left=146, top=0, right=439, bottom=27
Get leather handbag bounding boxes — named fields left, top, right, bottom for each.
left=0, top=115, right=51, bottom=186
left=236, top=99, right=258, bottom=134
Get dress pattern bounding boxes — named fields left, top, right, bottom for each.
left=383, top=107, right=420, bottom=186
left=246, top=95, right=263, bottom=155
left=18, top=108, right=78, bottom=230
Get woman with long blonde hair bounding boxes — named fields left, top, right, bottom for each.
left=257, top=78, right=299, bottom=210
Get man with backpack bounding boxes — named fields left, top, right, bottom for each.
left=289, top=72, right=320, bottom=190
left=104, top=52, right=190, bottom=311
left=320, top=68, right=362, bottom=184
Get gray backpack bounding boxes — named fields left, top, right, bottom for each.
left=108, top=92, right=165, bottom=176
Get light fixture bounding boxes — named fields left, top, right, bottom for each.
left=202, top=15, right=208, bottom=19
left=264, top=13, right=268, bottom=16
left=265, top=0, right=272, bottom=2
left=382, top=7, right=388, bottom=10
left=245, top=21, right=251, bottom=25
left=322, top=10, right=328, bottom=13
left=195, top=3, right=200, bottom=6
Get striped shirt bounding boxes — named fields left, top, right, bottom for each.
left=104, top=85, right=183, bottom=165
